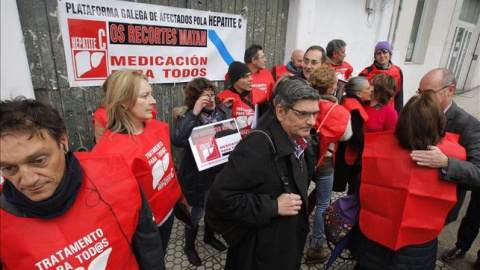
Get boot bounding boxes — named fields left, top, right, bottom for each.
left=306, top=247, right=329, bottom=264
left=184, top=226, right=201, bottom=266
left=204, top=223, right=227, bottom=251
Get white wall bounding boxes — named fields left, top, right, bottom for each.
left=285, top=0, right=394, bottom=75
left=285, top=0, right=479, bottom=104
left=1, top=0, right=34, bottom=100
left=393, top=0, right=461, bottom=101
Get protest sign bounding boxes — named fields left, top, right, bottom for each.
left=57, top=0, right=247, bottom=86
left=188, top=119, right=241, bottom=171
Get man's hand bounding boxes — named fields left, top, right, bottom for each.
left=411, top=146, right=449, bottom=168
left=277, top=193, right=302, bottom=216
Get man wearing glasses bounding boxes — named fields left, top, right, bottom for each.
left=411, top=68, right=480, bottom=267
left=207, top=77, right=319, bottom=270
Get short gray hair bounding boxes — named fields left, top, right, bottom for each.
left=273, top=77, right=320, bottom=109
left=439, top=68, right=457, bottom=86
left=345, top=76, right=368, bottom=95
left=326, top=39, right=346, bottom=58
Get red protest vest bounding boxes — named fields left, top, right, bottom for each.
left=326, top=61, right=354, bottom=81
left=341, top=97, right=369, bottom=165
left=315, top=101, right=351, bottom=167
left=0, top=153, right=141, bottom=270
left=218, top=89, right=263, bottom=138
left=272, top=65, right=295, bottom=81
left=360, top=132, right=466, bottom=250
left=93, top=120, right=181, bottom=225
left=359, top=63, right=403, bottom=107
left=251, top=69, right=275, bottom=100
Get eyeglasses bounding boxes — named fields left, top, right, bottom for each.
left=290, top=107, right=320, bottom=120
left=201, top=93, right=216, bottom=99
left=416, top=85, right=450, bottom=95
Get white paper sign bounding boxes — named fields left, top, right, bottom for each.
left=57, top=0, right=247, bottom=86
left=188, top=118, right=241, bottom=171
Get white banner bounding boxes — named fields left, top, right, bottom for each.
left=188, top=119, right=241, bottom=171
left=57, top=0, right=247, bottom=86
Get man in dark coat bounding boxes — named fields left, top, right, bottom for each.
left=207, top=77, right=320, bottom=270
left=413, top=68, right=480, bottom=266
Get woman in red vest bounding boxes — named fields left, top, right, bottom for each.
left=306, top=65, right=352, bottom=263
left=364, top=73, right=398, bottom=133
left=92, top=77, right=157, bottom=143
left=92, top=69, right=181, bottom=256
left=334, top=76, right=372, bottom=194
left=171, top=78, right=230, bottom=266
left=352, top=92, right=466, bottom=269
left=359, top=41, right=404, bottom=113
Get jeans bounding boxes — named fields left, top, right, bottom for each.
left=188, top=188, right=209, bottom=228
left=158, top=213, right=175, bottom=254
left=190, top=206, right=206, bottom=228
left=309, top=172, right=334, bottom=249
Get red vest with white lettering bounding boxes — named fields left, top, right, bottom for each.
left=251, top=69, right=275, bottom=100
left=315, top=101, right=351, bottom=167
left=326, top=61, right=354, bottom=81
left=0, top=153, right=141, bottom=270
left=92, top=119, right=181, bottom=225
left=218, top=89, right=264, bottom=138
left=341, top=97, right=369, bottom=165
left=360, top=132, right=466, bottom=250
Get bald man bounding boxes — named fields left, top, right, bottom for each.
left=412, top=68, right=480, bottom=222
left=271, top=49, right=304, bottom=81
left=412, top=68, right=480, bottom=267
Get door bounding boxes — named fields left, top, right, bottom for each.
left=444, top=0, right=480, bottom=91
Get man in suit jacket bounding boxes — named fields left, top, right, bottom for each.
left=411, top=68, right=480, bottom=266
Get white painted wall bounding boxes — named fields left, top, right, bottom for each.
left=1, top=0, right=34, bottom=100
left=393, top=0, right=461, bottom=101
left=285, top=0, right=394, bottom=75
left=285, top=0, right=479, bottom=104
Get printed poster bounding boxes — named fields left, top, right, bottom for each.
left=188, top=119, right=241, bottom=171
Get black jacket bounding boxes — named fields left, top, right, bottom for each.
left=171, top=106, right=230, bottom=207
left=207, top=115, right=316, bottom=270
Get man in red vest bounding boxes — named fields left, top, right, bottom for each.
left=243, top=44, right=275, bottom=100
left=0, top=98, right=164, bottom=270
left=325, top=39, right=354, bottom=81
left=271, top=49, right=304, bottom=81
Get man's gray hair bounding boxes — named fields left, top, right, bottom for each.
left=345, top=76, right=368, bottom=95
left=273, top=77, right=320, bottom=109
left=439, top=68, right=457, bottom=86
left=326, top=39, right=346, bottom=58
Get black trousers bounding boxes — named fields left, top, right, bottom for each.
left=456, top=189, right=480, bottom=254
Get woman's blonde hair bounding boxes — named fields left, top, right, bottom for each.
left=105, top=69, right=149, bottom=134
left=308, top=65, right=337, bottom=95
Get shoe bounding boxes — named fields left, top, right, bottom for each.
left=204, top=223, right=227, bottom=251
left=441, top=247, right=466, bottom=262
left=306, top=247, right=330, bottom=264
left=474, top=257, right=480, bottom=270
left=184, top=226, right=202, bottom=266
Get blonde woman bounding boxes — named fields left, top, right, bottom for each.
left=93, top=69, right=181, bottom=255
